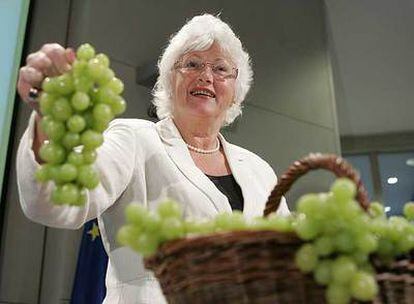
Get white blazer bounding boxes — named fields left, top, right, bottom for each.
left=16, top=113, right=289, bottom=304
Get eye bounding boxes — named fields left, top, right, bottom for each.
left=214, top=62, right=231, bottom=73
left=183, top=58, right=202, bottom=69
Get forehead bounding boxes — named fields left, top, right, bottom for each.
left=182, top=42, right=233, bottom=62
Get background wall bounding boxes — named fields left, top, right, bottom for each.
left=0, top=0, right=339, bottom=303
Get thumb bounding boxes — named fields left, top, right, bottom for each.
left=65, top=48, right=76, bottom=63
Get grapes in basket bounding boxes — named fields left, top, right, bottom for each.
left=117, top=178, right=414, bottom=304
left=35, top=43, right=126, bottom=206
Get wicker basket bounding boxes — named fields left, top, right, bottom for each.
left=144, top=153, right=392, bottom=303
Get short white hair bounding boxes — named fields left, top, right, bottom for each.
left=152, top=14, right=253, bottom=126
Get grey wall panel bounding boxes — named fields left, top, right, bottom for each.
left=223, top=104, right=339, bottom=207
left=39, top=228, right=82, bottom=304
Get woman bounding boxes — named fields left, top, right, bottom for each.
left=16, top=14, right=289, bottom=303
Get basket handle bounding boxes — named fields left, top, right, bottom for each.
left=263, top=153, right=370, bottom=216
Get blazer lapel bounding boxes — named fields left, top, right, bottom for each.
left=156, top=118, right=232, bottom=214
left=220, top=135, right=267, bottom=219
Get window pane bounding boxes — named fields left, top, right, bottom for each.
left=378, top=152, right=414, bottom=216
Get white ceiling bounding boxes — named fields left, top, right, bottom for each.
left=325, top=0, right=414, bottom=136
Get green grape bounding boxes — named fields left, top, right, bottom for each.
left=355, top=232, right=378, bottom=254
left=350, top=271, right=378, bottom=301
left=71, top=91, right=90, bottom=111
left=142, top=213, right=161, bottom=233
left=125, top=203, right=148, bottom=226
left=55, top=74, right=74, bottom=95
left=157, top=200, right=182, bottom=219
left=326, top=283, right=351, bottom=304
left=314, top=236, right=334, bottom=257
left=295, top=244, right=318, bottom=273
left=73, top=75, right=94, bottom=93
left=96, top=86, right=117, bottom=104
left=314, top=260, right=332, bottom=285
left=267, top=213, right=294, bottom=232
left=52, top=97, right=73, bottom=121
left=67, top=115, right=86, bottom=133
left=76, top=188, right=87, bottom=205
left=335, top=231, right=355, bottom=253
left=377, top=238, right=394, bottom=257
left=106, top=77, right=124, bottom=94
left=403, top=202, right=414, bottom=221
left=82, top=110, right=94, bottom=128
left=95, top=53, right=110, bottom=67
left=110, top=95, right=126, bottom=115
left=351, top=251, right=369, bottom=266
left=59, top=183, right=80, bottom=205
left=96, top=67, right=114, bottom=85
left=77, top=165, right=99, bottom=189
left=42, top=77, right=59, bottom=93
left=89, top=87, right=99, bottom=103
left=160, top=217, right=185, bottom=240
left=330, top=178, right=356, bottom=202
left=331, top=256, right=357, bottom=285
left=215, top=211, right=247, bottom=231
left=92, top=120, right=109, bottom=132
left=62, top=132, right=81, bottom=149
left=296, top=193, right=323, bottom=217
left=185, top=220, right=215, bottom=234
left=250, top=217, right=273, bottom=230
left=77, top=43, right=95, bottom=61
left=87, top=58, right=106, bottom=80
left=130, top=233, right=159, bottom=257
left=39, top=142, right=66, bottom=164
left=117, top=225, right=142, bottom=246
left=82, top=149, right=97, bottom=164
left=295, top=214, right=320, bottom=240
left=42, top=119, right=66, bottom=141
left=35, top=164, right=51, bottom=182
left=58, top=163, right=78, bottom=182
left=387, top=216, right=407, bottom=242
left=67, top=151, right=84, bottom=166
left=395, top=232, right=414, bottom=253
left=39, top=92, right=56, bottom=115
left=51, top=186, right=64, bottom=204
left=93, top=103, right=114, bottom=123
left=368, top=201, right=385, bottom=218
left=81, top=130, right=104, bottom=149
left=72, top=60, right=87, bottom=77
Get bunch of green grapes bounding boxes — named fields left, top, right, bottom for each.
left=35, top=43, right=126, bottom=206
left=117, top=199, right=297, bottom=257
left=117, top=200, right=186, bottom=257
left=293, top=178, right=414, bottom=304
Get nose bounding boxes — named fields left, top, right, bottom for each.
left=197, top=65, right=214, bottom=84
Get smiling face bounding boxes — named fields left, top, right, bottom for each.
left=171, top=42, right=237, bottom=126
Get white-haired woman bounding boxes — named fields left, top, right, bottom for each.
left=16, top=14, right=289, bottom=303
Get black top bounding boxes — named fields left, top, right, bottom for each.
left=206, top=174, right=244, bottom=211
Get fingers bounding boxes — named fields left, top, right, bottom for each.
left=17, top=43, right=75, bottom=110
left=41, top=43, right=72, bottom=75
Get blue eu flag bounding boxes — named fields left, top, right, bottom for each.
left=71, top=219, right=108, bottom=304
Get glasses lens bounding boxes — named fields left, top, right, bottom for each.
left=178, top=56, right=236, bottom=79
left=182, top=57, right=203, bottom=70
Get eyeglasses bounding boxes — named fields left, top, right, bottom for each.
left=174, top=56, right=238, bottom=80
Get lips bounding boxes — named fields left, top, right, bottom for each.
left=190, top=87, right=216, bottom=98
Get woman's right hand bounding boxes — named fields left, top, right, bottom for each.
left=17, top=43, right=76, bottom=112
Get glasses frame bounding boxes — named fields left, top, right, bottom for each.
left=173, top=57, right=238, bottom=80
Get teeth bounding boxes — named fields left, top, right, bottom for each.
left=191, top=90, right=215, bottom=97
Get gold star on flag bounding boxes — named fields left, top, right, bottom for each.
left=87, top=222, right=100, bottom=241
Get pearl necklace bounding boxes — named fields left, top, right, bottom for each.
left=186, top=138, right=220, bottom=154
